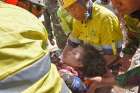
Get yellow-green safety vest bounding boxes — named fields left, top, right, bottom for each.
left=0, top=2, right=71, bottom=93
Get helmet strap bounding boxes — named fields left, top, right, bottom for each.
left=77, top=0, right=93, bottom=21
left=85, top=0, right=93, bottom=20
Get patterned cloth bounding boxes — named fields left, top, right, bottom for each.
left=116, top=66, right=140, bottom=90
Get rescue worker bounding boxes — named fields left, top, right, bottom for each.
left=112, top=0, right=140, bottom=49
left=0, top=1, right=71, bottom=93
left=16, top=0, right=55, bottom=45
left=60, top=0, right=124, bottom=67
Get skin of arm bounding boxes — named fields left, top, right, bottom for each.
left=86, top=76, right=117, bottom=93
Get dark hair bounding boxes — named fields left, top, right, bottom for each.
left=101, top=0, right=110, bottom=4
left=80, top=43, right=107, bottom=77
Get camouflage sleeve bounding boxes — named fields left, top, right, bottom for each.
left=116, top=66, right=140, bottom=87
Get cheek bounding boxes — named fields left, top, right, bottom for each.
left=31, top=9, right=38, bottom=16
left=111, top=0, right=118, bottom=7
left=67, top=5, right=85, bottom=20
left=62, top=54, right=73, bottom=63
left=129, top=1, right=138, bottom=11
left=63, top=55, right=80, bottom=67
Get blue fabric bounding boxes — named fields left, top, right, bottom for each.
left=71, top=76, right=87, bottom=93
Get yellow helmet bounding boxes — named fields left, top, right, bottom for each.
left=59, top=0, right=77, bottom=8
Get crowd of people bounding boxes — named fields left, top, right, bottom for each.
left=0, top=0, right=140, bottom=93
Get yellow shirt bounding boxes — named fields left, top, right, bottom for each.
left=69, top=4, right=123, bottom=54
left=0, top=2, right=70, bottom=93
left=0, top=2, right=48, bottom=79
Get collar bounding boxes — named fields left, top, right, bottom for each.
left=85, top=0, right=93, bottom=21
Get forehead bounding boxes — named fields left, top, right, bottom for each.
left=72, top=46, right=84, bottom=52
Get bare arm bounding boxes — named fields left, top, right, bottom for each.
left=86, top=76, right=116, bottom=93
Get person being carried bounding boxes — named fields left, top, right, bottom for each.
left=61, top=43, right=129, bottom=93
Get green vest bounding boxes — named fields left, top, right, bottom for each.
left=0, top=2, right=71, bottom=93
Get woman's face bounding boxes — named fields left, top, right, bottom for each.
left=62, top=46, right=84, bottom=68
left=66, top=2, right=86, bottom=21
left=112, top=0, right=138, bottom=15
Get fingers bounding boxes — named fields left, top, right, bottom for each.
left=85, top=76, right=102, bottom=82
left=86, top=83, right=96, bottom=93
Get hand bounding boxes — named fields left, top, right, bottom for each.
left=85, top=76, right=116, bottom=93
left=86, top=83, right=96, bottom=93
left=86, top=77, right=102, bottom=93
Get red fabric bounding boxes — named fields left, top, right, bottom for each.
left=5, top=0, right=18, bottom=5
